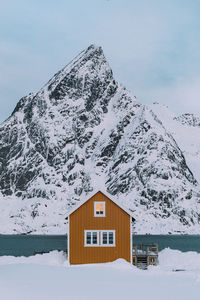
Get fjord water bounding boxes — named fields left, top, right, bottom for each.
left=0, top=235, right=200, bottom=256
left=0, top=235, right=67, bottom=256
left=133, top=235, right=200, bottom=253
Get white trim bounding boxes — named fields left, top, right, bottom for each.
left=84, top=230, right=116, bottom=247
left=94, top=201, right=105, bottom=217
left=65, top=189, right=135, bottom=219
left=84, top=230, right=100, bottom=247
left=100, top=230, right=115, bottom=247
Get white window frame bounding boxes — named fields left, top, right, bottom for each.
left=84, top=230, right=116, bottom=247
left=84, top=230, right=100, bottom=247
left=100, top=230, right=115, bottom=247
left=94, top=201, right=105, bottom=217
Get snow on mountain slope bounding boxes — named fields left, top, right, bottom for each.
left=175, top=113, right=200, bottom=127
left=149, top=103, right=200, bottom=184
left=0, top=45, right=200, bottom=234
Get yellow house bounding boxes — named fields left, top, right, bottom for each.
left=66, top=190, right=135, bottom=265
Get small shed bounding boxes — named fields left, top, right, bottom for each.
left=66, top=190, right=135, bottom=265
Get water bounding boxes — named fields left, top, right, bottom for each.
left=133, top=235, right=200, bottom=253
left=0, top=235, right=67, bottom=256
left=0, top=235, right=199, bottom=256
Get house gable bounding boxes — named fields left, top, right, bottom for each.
left=66, top=190, right=135, bottom=219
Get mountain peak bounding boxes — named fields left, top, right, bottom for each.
left=1, top=46, right=200, bottom=234
left=86, top=44, right=101, bottom=50
left=82, top=44, right=103, bottom=55
left=42, top=44, right=113, bottom=107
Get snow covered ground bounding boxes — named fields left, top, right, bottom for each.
left=0, top=249, right=200, bottom=300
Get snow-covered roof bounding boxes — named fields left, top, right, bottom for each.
left=66, top=189, right=135, bottom=219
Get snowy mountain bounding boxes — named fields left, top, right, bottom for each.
left=174, top=113, right=200, bottom=127
left=0, top=45, right=200, bottom=234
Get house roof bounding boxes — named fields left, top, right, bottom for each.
left=65, top=189, right=135, bottom=219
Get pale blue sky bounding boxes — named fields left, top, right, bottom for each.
left=1, top=0, right=200, bottom=123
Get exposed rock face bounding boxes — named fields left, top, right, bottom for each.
left=0, top=45, right=200, bottom=234
left=174, top=113, right=200, bottom=127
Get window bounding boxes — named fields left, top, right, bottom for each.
left=94, top=202, right=105, bottom=217
left=84, top=230, right=115, bottom=247
left=101, top=231, right=115, bottom=246
left=84, top=230, right=99, bottom=246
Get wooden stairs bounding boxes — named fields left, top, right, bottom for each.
left=132, top=244, right=158, bottom=269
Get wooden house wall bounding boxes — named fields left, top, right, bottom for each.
left=69, top=191, right=130, bottom=264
